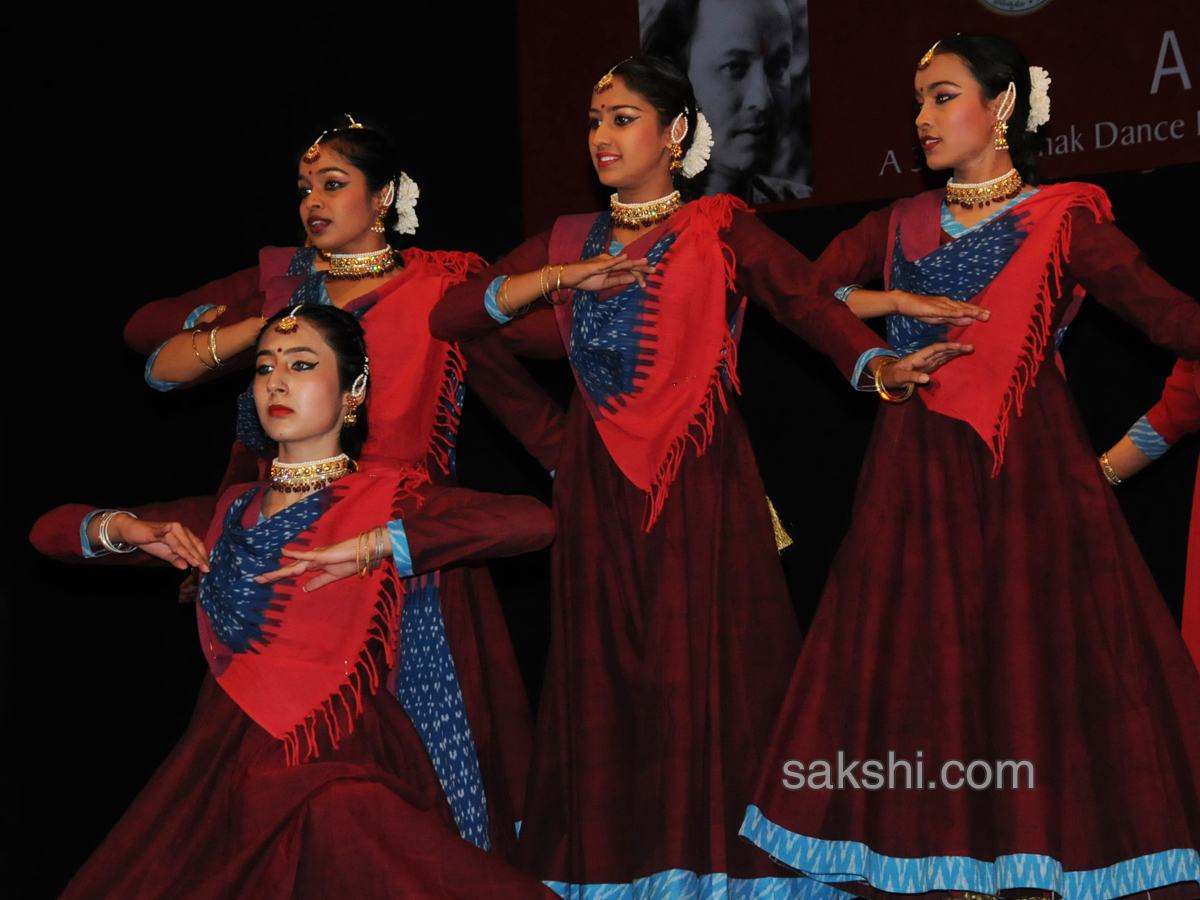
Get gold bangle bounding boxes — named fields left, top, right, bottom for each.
left=209, top=325, right=224, bottom=367
left=191, top=329, right=219, bottom=370
left=1098, top=453, right=1122, bottom=485
left=874, top=357, right=915, bottom=404
left=540, top=265, right=554, bottom=302
left=356, top=531, right=370, bottom=579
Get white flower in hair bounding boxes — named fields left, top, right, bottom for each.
left=681, top=111, right=714, bottom=179
left=1027, top=66, right=1051, bottom=132
left=392, top=172, right=420, bottom=235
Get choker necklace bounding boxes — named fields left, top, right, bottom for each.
left=269, top=454, right=356, bottom=494
left=945, top=168, right=1023, bottom=209
left=609, top=191, right=682, bottom=230
left=321, top=246, right=399, bottom=280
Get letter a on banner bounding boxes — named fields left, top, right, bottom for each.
left=1151, top=30, right=1192, bottom=94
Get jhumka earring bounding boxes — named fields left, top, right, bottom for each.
left=344, top=396, right=359, bottom=426
left=994, top=81, right=1016, bottom=151
left=994, top=120, right=1010, bottom=151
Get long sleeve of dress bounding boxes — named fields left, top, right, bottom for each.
left=430, top=233, right=561, bottom=351
left=810, top=205, right=897, bottom=296
left=728, top=210, right=890, bottom=378
left=29, top=496, right=218, bottom=565
left=1145, top=359, right=1200, bottom=444
left=392, top=486, right=555, bottom=575
left=124, top=266, right=264, bottom=355
left=1065, top=211, right=1200, bottom=358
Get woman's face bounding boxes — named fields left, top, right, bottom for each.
left=914, top=53, right=1004, bottom=174
left=254, top=318, right=350, bottom=459
left=589, top=77, right=674, bottom=196
left=686, top=0, right=792, bottom=183
left=297, top=147, right=384, bottom=254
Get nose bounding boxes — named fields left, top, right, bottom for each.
left=915, top=98, right=932, bottom=129
left=266, top=363, right=288, bottom=394
left=742, top=60, right=773, bottom=112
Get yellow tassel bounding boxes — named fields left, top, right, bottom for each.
left=767, top=496, right=793, bottom=553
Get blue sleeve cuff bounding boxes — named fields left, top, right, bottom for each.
left=143, top=303, right=218, bottom=392
left=80, top=509, right=109, bottom=558
left=835, top=286, right=861, bottom=302
left=1128, top=415, right=1172, bottom=460
left=484, top=276, right=514, bottom=324
left=387, top=518, right=414, bottom=578
left=144, top=343, right=181, bottom=392
left=852, top=347, right=900, bottom=392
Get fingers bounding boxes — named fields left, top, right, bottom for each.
left=254, top=560, right=313, bottom=584
left=303, top=571, right=342, bottom=592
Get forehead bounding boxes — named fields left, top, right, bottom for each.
left=692, top=0, right=791, bottom=50
left=297, top=146, right=360, bottom=179
left=257, top=318, right=332, bottom=353
left=590, top=77, right=651, bottom=113
left=915, top=52, right=978, bottom=92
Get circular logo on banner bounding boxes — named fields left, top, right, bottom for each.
left=976, top=0, right=1055, bottom=14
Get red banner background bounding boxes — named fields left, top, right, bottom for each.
left=517, top=0, right=1198, bottom=235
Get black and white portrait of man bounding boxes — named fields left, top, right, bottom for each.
left=641, top=0, right=812, bottom=202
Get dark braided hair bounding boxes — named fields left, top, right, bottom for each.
left=258, top=305, right=370, bottom=459
left=931, top=34, right=1040, bottom=184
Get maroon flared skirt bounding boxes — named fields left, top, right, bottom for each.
left=516, top=397, right=804, bottom=891
left=744, top=362, right=1200, bottom=899
left=61, top=672, right=553, bottom=900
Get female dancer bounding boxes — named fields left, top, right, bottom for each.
left=60, top=304, right=556, bottom=899
left=429, top=55, right=972, bottom=899
left=741, top=34, right=1200, bottom=900
left=31, top=120, right=560, bottom=857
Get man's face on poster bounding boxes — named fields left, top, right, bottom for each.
left=686, top=0, right=792, bottom=183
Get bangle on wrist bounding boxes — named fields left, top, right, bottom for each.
left=547, top=263, right=571, bottom=306
left=1098, top=453, right=1122, bottom=485
left=209, top=325, right=224, bottom=367
left=98, top=510, right=139, bottom=554
left=874, top=357, right=914, bottom=404
left=191, top=329, right=219, bottom=370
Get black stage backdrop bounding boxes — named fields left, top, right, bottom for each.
left=6, top=7, right=1197, bottom=898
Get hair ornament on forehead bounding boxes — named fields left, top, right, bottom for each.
left=918, top=40, right=941, bottom=70
left=595, top=58, right=634, bottom=93
left=681, top=111, right=714, bottom=179
left=303, top=130, right=328, bottom=162
left=1027, top=66, right=1051, bottom=131
left=276, top=305, right=303, bottom=333
left=392, top=172, right=419, bottom=235
left=344, top=113, right=364, bottom=129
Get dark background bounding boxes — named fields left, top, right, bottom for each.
left=6, top=8, right=1196, bottom=898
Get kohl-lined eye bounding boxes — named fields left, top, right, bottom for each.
left=325, top=180, right=348, bottom=191
left=256, top=363, right=275, bottom=376
left=589, top=118, right=601, bottom=130
left=291, top=360, right=316, bottom=371
left=297, top=186, right=311, bottom=198
left=936, top=93, right=957, bottom=104
left=614, top=115, right=636, bottom=127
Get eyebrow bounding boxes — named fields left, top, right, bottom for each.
left=256, top=346, right=320, bottom=357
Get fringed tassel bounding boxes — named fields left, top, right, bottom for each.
left=642, top=324, right=742, bottom=531
left=988, top=195, right=1102, bottom=475
left=429, top=344, right=466, bottom=475
left=404, top=249, right=485, bottom=282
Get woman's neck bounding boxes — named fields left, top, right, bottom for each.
left=951, top=151, right=1016, bottom=185
left=613, top=174, right=677, bottom=205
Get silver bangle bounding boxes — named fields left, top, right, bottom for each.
left=98, top=510, right=138, bottom=554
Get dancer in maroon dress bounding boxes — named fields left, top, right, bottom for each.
left=741, top=34, right=1200, bottom=900
left=32, top=120, right=560, bottom=857
left=58, top=305, right=556, bottom=899
left=430, top=55, right=969, bottom=898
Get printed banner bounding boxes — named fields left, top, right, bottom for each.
left=517, top=0, right=1197, bottom=234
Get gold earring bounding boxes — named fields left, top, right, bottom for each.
left=669, top=141, right=683, bottom=174
left=344, top=396, right=359, bottom=426
left=370, top=206, right=387, bottom=234
left=994, top=120, right=1009, bottom=151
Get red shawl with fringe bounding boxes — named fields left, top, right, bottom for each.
left=198, top=467, right=426, bottom=764
left=259, top=247, right=483, bottom=474
left=885, top=183, right=1112, bottom=472
left=549, top=195, right=744, bottom=530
